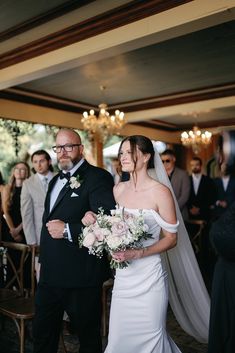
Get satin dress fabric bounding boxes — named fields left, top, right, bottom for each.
left=105, top=208, right=181, bottom=353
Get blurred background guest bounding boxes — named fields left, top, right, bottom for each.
left=208, top=130, right=235, bottom=353
left=213, top=161, right=235, bottom=219
left=110, top=157, right=129, bottom=184
left=187, top=156, right=216, bottom=289
left=188, top=157, right=215, bottom=222
left=21, top=150, right=54, bottom=281
left=1, top=162, right=30, bottom=243
left=110, top=157, right=121, bottom=184
left=1, top=161, right=30, bottom=286
left=161, top=149, right=190, bottom=220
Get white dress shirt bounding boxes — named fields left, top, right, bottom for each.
left=222, top=175, right=230, bottom=191
left=50, top=158, right=84, bottom=212
left=192, top=173, right=202, bottom=195
left=37, top=171, right=54, bottom=192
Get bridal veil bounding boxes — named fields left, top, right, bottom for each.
left=149, top=146, right=210, bottom=343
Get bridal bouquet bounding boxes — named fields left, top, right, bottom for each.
left=79, top=207, right=152, bottom=269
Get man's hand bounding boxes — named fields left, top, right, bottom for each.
left=189, top=206, right=200, bottom=216
left=46, top=220, right=65, bottom=238
left=81, top=211, right=97, bottom=226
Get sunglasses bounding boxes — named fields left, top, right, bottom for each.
left=161, top=159, right=171, bottom=164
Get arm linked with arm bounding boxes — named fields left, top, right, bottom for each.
left=69, top=169, right=115, bottom=244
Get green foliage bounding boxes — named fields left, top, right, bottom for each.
left=0, top=119, right=85, bottom=182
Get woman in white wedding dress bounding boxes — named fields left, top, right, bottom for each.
left=104, top=135, right=181, bottom=353
left=82, top=134, right=210, bottom=351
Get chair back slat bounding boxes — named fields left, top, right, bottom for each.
left=0, top=241, right=31, bottom=297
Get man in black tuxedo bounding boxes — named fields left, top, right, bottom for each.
left=33, top=128, right=116, bottom=353
left=213, top=162, right=235, bottom=218
left=188, top=157, right=215, bottom=222
left=187, top=156, right=216, bottom=288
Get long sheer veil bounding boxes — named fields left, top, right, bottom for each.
left=149, top=145, right=210, bottom=343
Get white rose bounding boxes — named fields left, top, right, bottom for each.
left=70, top=176, right=81, bottom=189
left=83, top=233, right=96, bottom=248
left=106, top=235, right=123, bottom=250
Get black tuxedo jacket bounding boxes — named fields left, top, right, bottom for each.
left=39, top=160, right=116, bottom=288
left=188, top=174, right=216, bottom=221
left=213, top=175, right=235, bottom=217
left=214, top=176, right=235, bottom=205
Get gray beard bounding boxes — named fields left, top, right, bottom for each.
left=58, top=159, right=74, bottom=171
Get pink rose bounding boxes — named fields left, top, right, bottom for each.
left=111, top=221, right=129, bottom=237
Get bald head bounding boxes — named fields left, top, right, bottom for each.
left=56, top=128, right=81, bottom=144
left=55, top=128, right=84, bottom=171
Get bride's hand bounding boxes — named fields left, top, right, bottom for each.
left=82, top=211, right=97, bottom=226
left=112, top=249, right=144, bottom=261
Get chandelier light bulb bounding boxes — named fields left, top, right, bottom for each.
left=181, top=125, right=212, bottom=154
left=82, top=103, right=126, bottom=143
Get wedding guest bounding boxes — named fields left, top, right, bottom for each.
left=1, top=161, right=30, bottom=286
left=21, top=149, right=54, bottom=280
left=187, top=156, right=216, bottom=289
left=33, top=128, right=115, bottom=353
left=1, top=162, right=30, bottom=243
left=110, top=157, right=129, bottom=184
left=188, top=157, right=215, bottom=222
left=213, top=161, right=235, bottom=219
left=110, top=157, right=121, bottom=184
left=208, top=130, right=235, bottom=353
left=161, top=149, right=190, bottom=220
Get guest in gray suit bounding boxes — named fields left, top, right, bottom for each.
left=161, top=149, right=190, bottom=220
left=21, top=150, right=54, bottom=278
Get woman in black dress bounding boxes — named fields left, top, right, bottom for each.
left=1, top=162, right=30, bottom=242
left=1, top=162, right=30, bottom=286
left=208, top=130, right=235, bottom=353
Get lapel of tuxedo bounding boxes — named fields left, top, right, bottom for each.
left=197, top=175, right=203, bottom=196
left=44, top=174, right=58, bottom=216
left=47, top=160, right=90, bottom=216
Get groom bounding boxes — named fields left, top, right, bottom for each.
left=33, top=128, right=116, bottom=353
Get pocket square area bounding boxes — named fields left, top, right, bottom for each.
left=71, top=192, right=79, bottom=197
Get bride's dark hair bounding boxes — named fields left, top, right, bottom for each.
left=118, top=135, right=155, bottom=170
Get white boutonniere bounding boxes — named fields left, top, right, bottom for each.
left=69, top=175, right=83, bottom=189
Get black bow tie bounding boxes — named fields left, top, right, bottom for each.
left=59, top=171, right=71, bottom=180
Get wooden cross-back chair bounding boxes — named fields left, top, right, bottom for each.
left=0, top=241, right=31, bottom=301
left=0, top=241, right=37, bottom=353
left=185, top=219, right=207, bottom=254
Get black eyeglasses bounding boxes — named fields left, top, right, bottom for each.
left=161, top=159, right=171, bottom=164
left=52, top=144, right=81, bottom=153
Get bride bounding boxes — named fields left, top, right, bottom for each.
left=104, top=135, right=181, bottom=353
left=83, top=135, right=210, bottom=352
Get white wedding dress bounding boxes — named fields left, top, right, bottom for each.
left=104, top=208, right=181, bottom=353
